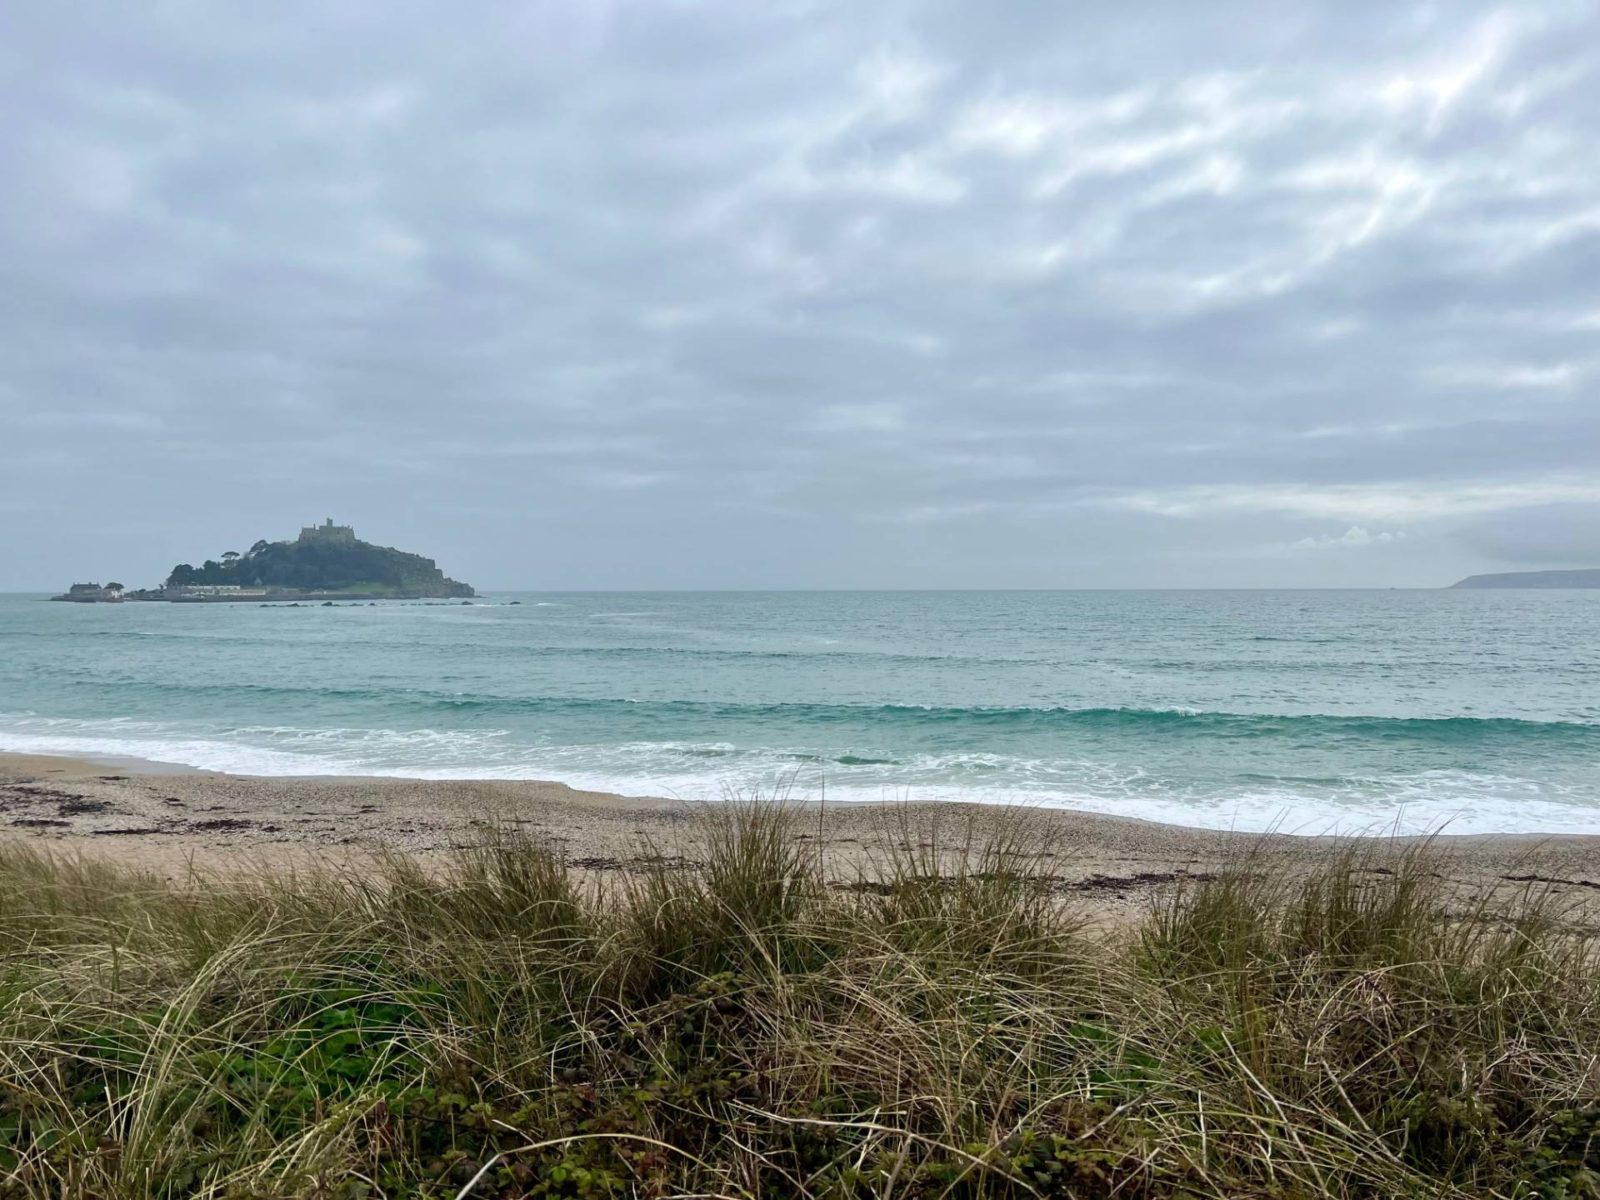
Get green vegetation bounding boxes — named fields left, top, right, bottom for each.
left=164, top=536, right=473, bottom=598
left=2, top=810, right=1598, bottom=1198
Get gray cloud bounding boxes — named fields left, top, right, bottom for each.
left=1, top=0, right=1596, bottom=589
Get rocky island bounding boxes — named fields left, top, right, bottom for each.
left=1451, top=568, right=1600, bottom=589
left=53, top=520, right=475, bottom=602
left=49, top=582, right=126, bottom=603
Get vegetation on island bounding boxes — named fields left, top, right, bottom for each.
left=49, top=582, right=126, bottom=603
left=164, top=529, right=474, bottom=598
left=3, top=806, right=1600, bottom=1198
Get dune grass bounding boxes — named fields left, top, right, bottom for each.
left=2, top=808, right=1599, bottom=1198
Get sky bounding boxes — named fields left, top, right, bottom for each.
left=1, top=1, right=1597, bottom=590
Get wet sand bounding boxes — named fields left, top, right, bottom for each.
left=5, top=751, right=1600, bottom=921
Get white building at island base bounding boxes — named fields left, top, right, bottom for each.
left=165, top=585, right=269, bottom=599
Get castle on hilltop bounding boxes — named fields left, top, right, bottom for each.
left=54, top=517, right=474, bottom=602
left=298, top=518, right=356, bottom=544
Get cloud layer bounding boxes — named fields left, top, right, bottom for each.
left=2, top=1, right=1596, bottom=587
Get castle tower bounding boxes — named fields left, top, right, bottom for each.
left=299, top=518, right=356, bottom=543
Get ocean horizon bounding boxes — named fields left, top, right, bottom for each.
left=3, top=588, right=1596, bottom=837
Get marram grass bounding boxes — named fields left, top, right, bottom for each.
left=2, top=808, right=1599, bottom=1198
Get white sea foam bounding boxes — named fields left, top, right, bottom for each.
left=527, top=768, right=1599, bottom=838
left=3, top=716, right=1597, bottom=837
left=0, top=722, right=350, bottom=776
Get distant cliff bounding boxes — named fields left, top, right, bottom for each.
left=1451, top=569, right=1600, bottom=589
left=163, top=522, right=474, bottom=598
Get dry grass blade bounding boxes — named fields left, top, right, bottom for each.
left=2, top=810, right=1599, bottom=1197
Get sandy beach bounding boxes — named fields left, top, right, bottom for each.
left=6, top=750, right=1600, bottom=921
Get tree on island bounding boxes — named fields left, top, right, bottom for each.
left=105, top=582, right=124, bottom=592
left=160, top=528, right=473, bottom=597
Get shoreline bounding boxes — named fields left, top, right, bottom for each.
left=6, top=750, right=1600, bottom=920
left=0, top=741, right=1592, bottom=841
left=3, top=746, right=1595, bottom=843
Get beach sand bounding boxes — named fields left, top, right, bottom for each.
left=4, top=751, right=1600, bottom=921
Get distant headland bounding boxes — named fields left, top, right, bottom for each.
left=51, top=520, right=475, bottom=602
left=1450, top=568, right=1600, bottom=589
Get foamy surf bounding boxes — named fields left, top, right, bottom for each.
left=2, top=712, right=1596, bottom=836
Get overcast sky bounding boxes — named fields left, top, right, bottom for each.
left=2, top=2, right=1597, bottom=590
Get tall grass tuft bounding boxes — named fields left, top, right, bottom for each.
left=3, top=810, right=1600, bottom=1198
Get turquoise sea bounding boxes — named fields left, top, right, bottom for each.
left=1, top=590, right=1596, bottom=834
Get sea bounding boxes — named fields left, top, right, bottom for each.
left=1, top=590, right=1596, bottom=835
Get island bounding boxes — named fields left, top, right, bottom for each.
left=1450, top=568, right=1600, bottom=589
left=52, top=520, right=475, bottom=602
left=50, top=582, right=126, bottom=603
